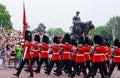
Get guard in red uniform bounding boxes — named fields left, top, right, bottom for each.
left=69, top=36, right=87, bottom=78
left=31, top=34, right=40, bottom=70
left=45, top=36, right=61, bottom=75
left=84, top=35, right=108, bottom=78
left=35, top=35, right=49, bottom=73
left=104, top=39, right=111, bottom=70
left=54, top=34, right=73, bottom=76
left=70, top=39, right=77, bottom=72
left=108, top=39, right=120, bottom=77
left=84, top=37, right=92, bottom=72
left=13, top=30, right=34, bottom=77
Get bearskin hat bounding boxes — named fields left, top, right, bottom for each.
left=42, top=35, right=49, bottom=44
left=25, top=30, right=32, bottom=42
left=71, top=39, right=77, bottom=46
left=78, top=36, right=85, bottom=45
left=53, top=36, right=60, bottom=44
left=85, top=37, right=90, bottom=45
left=34, top=34, right=40, bottom=43
left=104, top=38, right=110, bottom=47
left=62, top=34, right=71, bottom=44
left=94, top=35, right=103, bottom=45
left=114, top=39, right=119, bottom=46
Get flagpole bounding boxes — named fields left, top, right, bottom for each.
left=22, top=2, right=27, bottom=36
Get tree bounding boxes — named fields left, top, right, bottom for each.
left=106, top=16, right=120, bottom=41
left=0, top=3, right=13, bottom=29
left=89, top=26, right=112, bottom=43
left=47, top=28, right=65, bottom=36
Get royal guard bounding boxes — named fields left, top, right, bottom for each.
left=45, top=36, right=61, bottom=75
left=104, top=39, right=111, bottom=69
left=13, top=30, right=34, bottom=77
left=108, top=39, right=120, bottom=77
left=69, top=36, right=87, bottom=78
left=31, top=34, right=40, bottom=70
left=70, top=39, right=77, bottom=71
left=84, top=37, right=92, bottom=72
left=84, top=35, right=108, bottom=78
left=35, top=35, right=49, bottom=73
left=54, top=34, right=73, bottom=76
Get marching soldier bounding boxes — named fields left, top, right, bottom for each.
left=54, top=34, right=73, bottom=76
left=69, top=36, right=87, bottom=78
left=108, top=39, right=120, bottom=78
left=84, top=35, right=108, bottom=78
left=45, top=36, right=61, bottom=75
left=84, top=37, right=92, bottom=72
left=31, top=34, right=40, bottom=71
left=13, top=30, right=34, bottom=77
left=35, top=35, right=49, bottom=73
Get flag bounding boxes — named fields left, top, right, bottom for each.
left=23, top=2, right=27, bottom=36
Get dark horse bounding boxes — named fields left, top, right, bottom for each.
left=70, top=21, right=94, bottom=40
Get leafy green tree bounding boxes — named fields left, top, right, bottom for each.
left=0, top=3, right=13, bottom=29
left=89, top=26, right=112, bottom=42
left=106, top=16, right=120, bottom=41
left=47, top=28, right=65, bottom=36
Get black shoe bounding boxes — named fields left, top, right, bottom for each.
left=35, top=70, right=40, bottom=73
left=54, top=73, right=60, bottom=77
left=53, top=70, right=57, bottom=72
left=13, top=73, right=19, bottom=77
left=45, top=71, right=50, bottom=75
left=15, top=68, right=18, bottom=70
left=68, top=74, right=74, bottom=78
left=27, top=75, right=33, bottom=77
left=24, top=69, right=29, bottom=72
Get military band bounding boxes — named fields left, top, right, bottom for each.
left=13, top=31, right=120, bottom=78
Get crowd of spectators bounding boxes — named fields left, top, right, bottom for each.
left=0, top=29, right=22, bottom=69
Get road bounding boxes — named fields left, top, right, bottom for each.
left=0, top=67, right=120, bottom=78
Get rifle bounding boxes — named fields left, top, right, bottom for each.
left=89, top=45, right=96, bottom=55
left=73, top=46, right=80, bottom=56
left=58, top=45, right=63, bottom=55
left=109, top=48, right=116, bottom=64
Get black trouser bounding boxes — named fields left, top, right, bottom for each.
left=31, top=57, right=39, bottom=68
left=108, top=62, right=120, bottom=77
left=47, top=60, right=60, bottom=74
left=57, top=60, right=72, bottom=75
left=15, top=59, right=33, bottom=77
left=71, top=62, right=86, bottom=77
left=36, top=58, right=48, bottom=72
left=86, top=62, right=107, bottom=78
left=86, top=60, right=92, bottom=72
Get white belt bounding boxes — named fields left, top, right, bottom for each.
left=114, top=56, right=120, bottom=57
left=84, top=53, right=89, bottom=54
left=41, top=51, right=48, bottom=53
left=77, top=54, right=84, bottom=56
left=53, top=53, right=59, bottom=54
left=64, top=52, right=70, bottom=54
left=94, top=53, right=105, bottom=56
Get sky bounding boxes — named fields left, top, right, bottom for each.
left=0, top=0, right=120, bottom=32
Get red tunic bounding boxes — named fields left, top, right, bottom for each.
left=23, top=42, right=32, bottom=59
left=40, top=44, right=49, bottom=58
left=51, top=44, right=61, bottom=60
left=76, top=46, right=85, bottom=62
left=105, top=47, right=111, bottom=61
left=113, top=48, right=120, bottom=63
left=61, top=44, right=73, bottom=60
left=71, top=46, right=76, bottom=61
left=32, top=43, right=39, bottom=57
left=84, top=45, right=91, bottom=61
left=92, top=46, right=106, bottom=62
